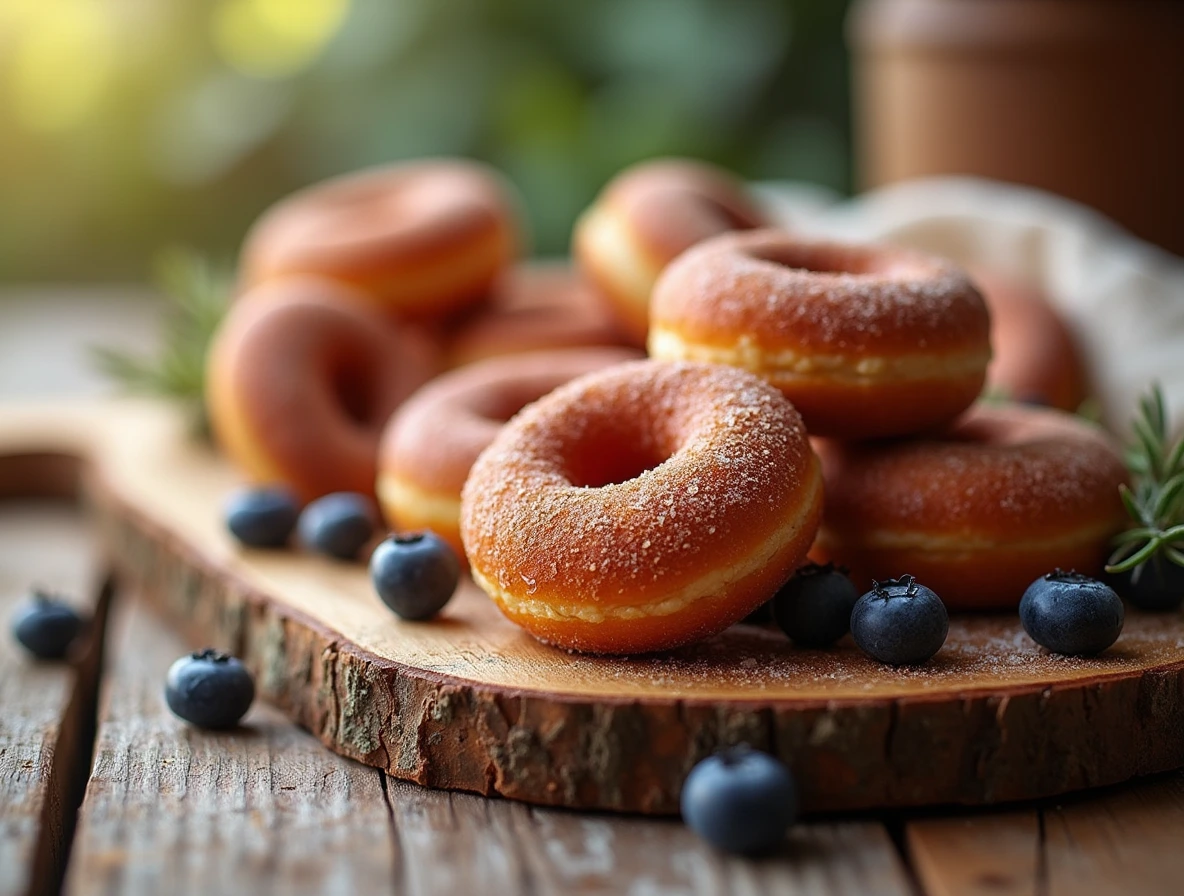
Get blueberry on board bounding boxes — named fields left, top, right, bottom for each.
left=165, top=648, right=255, bottom=729
left=1108, top=557, right=1184, bottom=612
left=680, top=745, right=797, bottom=855
left=298, top=492, right=375, bottom=560
left=773, top=562, right=859, bottom=647
left=850, top=575, right=949, bottom=665
left=1020, top=570, right=1124, bottom=655
left=370, top=532, right=461, bottom=620
left=11, top=590, right=85, bottom=660
left=224, top=486, right=300, bottom=548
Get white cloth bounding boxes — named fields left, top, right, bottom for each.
left=754, top=177, right=1184, bottom=433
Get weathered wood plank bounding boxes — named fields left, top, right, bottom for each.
left=907, top=811, right=1040, bottom=896
left=907, top=771, right=1184, bottom=896
left=512, top=810, right=916, bottom=896
left=63, top=591, right=398, bottom=896
left=1044, top=771, right=1184, bottom=896
left=383, top=778, right=914, bottom=896
left=0, top=503, right=101, bottom=896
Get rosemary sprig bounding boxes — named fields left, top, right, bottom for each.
left=1105, top=384, right=1184, bottom=575
left=91, top=247, right=231, bottom=438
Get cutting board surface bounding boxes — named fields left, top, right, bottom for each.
left=4, top=400, right=1183, bottom=814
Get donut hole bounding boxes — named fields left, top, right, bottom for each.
left=747, top=243, right=903, bottom=278
left=330, top=359, right=379, bottom=429
left=469, top=385, right=555, bottom=427
left=563, top=440, right=667, bottom=489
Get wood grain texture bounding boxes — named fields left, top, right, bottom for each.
left=0, top=503, right=101, bottom=896
left=5, top=400, right=1184, bottom=816
left=383, top=780, right=914, bottom=896
left=1043, top=771, right=1184, bottom=896
left=64, top=589, right=399, bottom=896
left=905, top=771, right=1184, bottom=896
left=56, top=574, right=917, bottom=896
left=907, top=811, right=1040, bottom=896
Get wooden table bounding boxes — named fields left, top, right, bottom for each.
left=3, top=290, right=1183, bottom=896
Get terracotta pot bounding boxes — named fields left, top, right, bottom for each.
left=848, top=0, right=1184, bottom=255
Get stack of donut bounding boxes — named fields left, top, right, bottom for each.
left=205, top=153, right=1125, bottom=657
left=646, top=229, right=1125, bottom=611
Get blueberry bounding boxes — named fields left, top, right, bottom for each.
left=298, top=492, right=375, bottom=560
left=370, top=532, right=460, bottom=620
left=680, top=746, right=797, bottom=854
left=850, top=575, right=949, bottom=665
left=1108, top=557, right=1184, bottom=612
left=164, top=648, right=255, bottom=729
left=773, top=562, right=859, bottom=647
left=224, top=486, right=300, bottom=548
left=11, top=590, right=85, bottom=660
left=1020, top=570, right=1124, bottom=655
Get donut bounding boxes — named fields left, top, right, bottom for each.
left=811, top=403, right=1128, bottom=611
left=240, top=159, right=520, bottom=320
left=649, top=229, right=992, bottom=439
left=573, top=159, right=767, bottom=345
left=460, top=360, right=824, bottom=654
left=207, top=277, right=436, bottom=502
left=444, top=262, right=630, bottom=368
left=377, top=347, right=642, bottom=560
left=973, top=269, right=1089, bottom=411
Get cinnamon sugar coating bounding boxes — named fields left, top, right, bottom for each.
left=444, top=263, right=631, bottom=367
left=813, top=403, right=1128, bottom=610
left=649, top=229, right=992, bottom=438
left=460, top=360, right=823, bottom=654
left=377, top=347, right=641, bottom=558
left=206, top=277, right=436, bottom=502
left=241, top=159, right=519, bottom=319
left=573, top=159, right=767, bottom=345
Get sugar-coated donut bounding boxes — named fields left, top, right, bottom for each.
left=460, top=360, right=824, bottom=654
left=377, top=347, right=642, bottom=560
left=573, top=159, right=767, bottom=346
left=649, top=229, right=992, bottom=439
left=444, top=262, right=631, bottom=368
left=811, top=403, right=1127, bottom=611
left=974, top=269, right=1089, bottom=411
left=207, top=277, right=436, bottom=502
left=240, top=159, right=520, bottom=320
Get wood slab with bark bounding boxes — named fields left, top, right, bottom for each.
left=3, top=400, right=1184, bottom=816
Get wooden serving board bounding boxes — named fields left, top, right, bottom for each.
left=4, top=399, right=1184, bottom=815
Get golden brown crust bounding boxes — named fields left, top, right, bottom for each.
left=648, top=229, right=992, bottom=438
left=812, top=403, right=1128, bottom=610
left=240, top=159, right=520, bottom=319
left=594, top=159, right=767, bottom=262
left=444, top=262, right=632, bottom=367
left=377, top=347, right=641, bottom=557
left=206, top=277, right=437, bottom=502
left=572, top=159, right=767, bottom=345
left=973, top=269, right=1089, bottom=411
left=460, top=360, right=823, bottom=653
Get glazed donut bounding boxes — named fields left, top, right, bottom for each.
left=460, top=360, right=824, bottom=654
left=207, top=277, right=436, bottom=502
left=377, top=346, right=642, bottom=559
left=240, top=159, right=520, bottom=320
left=811, top=403, right=1127, bottom=611
left=573, top=158, right=767, bottom=345
left=444, top=262, right=630, bottom=368
left=973, top=269, right=1089, bottom=411
left=649, top=229, right=992, bottom=439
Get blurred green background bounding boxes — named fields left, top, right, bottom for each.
left=0, top=0, right=853, bottom=281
